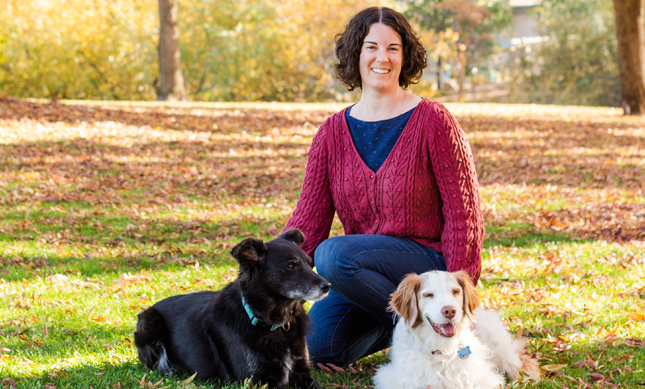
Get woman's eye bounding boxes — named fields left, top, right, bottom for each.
left=422, top=293, right=434, bottom=298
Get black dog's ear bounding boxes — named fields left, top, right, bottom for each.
left=278, top=229, right=305, bottom=246
left=231, top=238, right=267, bottom=263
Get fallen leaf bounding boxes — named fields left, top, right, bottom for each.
left=627, top=312, right=645, bottom=321
left=589, top=373, right=605, bottom=381
left=542, top=364, right=567, bottom=372
left=179, top=371, right=197, bottom=385
left=326, top=363, right=346, bottom=374
left=317, top=363, right=332, bottom=373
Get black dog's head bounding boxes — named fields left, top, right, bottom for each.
left=231, top=229, right=330, bottom=301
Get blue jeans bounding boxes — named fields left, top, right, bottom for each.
left=307, top=234, right=446, bottom=365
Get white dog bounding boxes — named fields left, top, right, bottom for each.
left=373, top=271, right=540, bottom=389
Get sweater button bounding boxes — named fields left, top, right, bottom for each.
left=370, top=175, right=374, bottom=179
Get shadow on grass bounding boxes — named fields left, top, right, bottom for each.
left=483, top=226, right=589, bottom=249
left=3, top=340, right=643, bottom=389
left=0, top=96, right=330, bottom=136
left=2, top=98, right=644, bottom=193
left=1, top=359, right=216, bottom=389
left=0, top=210, right=291, bottom=282
left=0, top=138, right=305, bottom=207
left=0, top=211, right=609, bottom=283
left=0, top=247, right=241, bottom=282
left=3, top=353, right=380, bottom=389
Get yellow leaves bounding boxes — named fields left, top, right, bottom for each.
left=0, top=347, right=12, bottom=361
left=179, top=372, right=197, bottom=385
left=242, top=377, right=267, bottom=389
left=596, top=323, right=620, bottom=338
left=17, top=334, right=44, bottom=348
left=14, top=299, right=32, bottom=310
left=114, top=271, right=151, bottom=288
left=627, top=312, right=645, bottom=321
left=131, top=374, right=170, bottom=389
left=542, top=364, right=567, bottom=372
left=89, top=316, right=122, bottom=326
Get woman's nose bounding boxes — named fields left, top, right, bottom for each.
left=375, top=48, right=390, bottom=62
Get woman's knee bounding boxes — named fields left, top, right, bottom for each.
left=314, top=236, right=359, bottom=282
left=314, top=238, right=339, bottom=280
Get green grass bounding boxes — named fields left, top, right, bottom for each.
left=1, top=99, right=645, bottom=388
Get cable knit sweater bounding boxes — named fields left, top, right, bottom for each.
left=284, top=99, right=484, bottom=284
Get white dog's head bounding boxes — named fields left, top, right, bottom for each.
left=390, top=271, right=479, bottom=338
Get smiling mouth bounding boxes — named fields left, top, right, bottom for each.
left=426, top=316, right=456, bottom=338
left=371, top=69, right=390, bottom=74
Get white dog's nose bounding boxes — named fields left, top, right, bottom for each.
left=441, top=306, right=456, bottom=319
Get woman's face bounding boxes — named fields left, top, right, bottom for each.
left=359, top=23, right=404, bottom=93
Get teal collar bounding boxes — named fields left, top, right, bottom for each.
left=241, top=294, right=284, bottom=331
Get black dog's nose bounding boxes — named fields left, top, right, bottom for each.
left=441, top=306, right=456, bottom=319
left=320, top=282, right=331, bottom=294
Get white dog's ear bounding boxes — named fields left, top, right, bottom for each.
left=453, top=271, right=480, bottom=319
left=390, top=274, right=422, bottom=328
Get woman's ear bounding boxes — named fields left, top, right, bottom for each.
left=453, top=271, right=480, bottom=319
left=390, top=273, right=423, bottom=328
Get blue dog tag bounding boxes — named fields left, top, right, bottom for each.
left=458, top=345, right=471, bottom=359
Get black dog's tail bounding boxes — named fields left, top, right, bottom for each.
left=134, top=307, right=173, bottom=373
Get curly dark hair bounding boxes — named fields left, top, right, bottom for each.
left=335, top=7, right=427, bottom=91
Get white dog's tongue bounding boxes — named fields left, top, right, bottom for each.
left=437, top=323, right=456, bottom=337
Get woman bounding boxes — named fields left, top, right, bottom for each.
left=283, top=6, right=484, bottom=366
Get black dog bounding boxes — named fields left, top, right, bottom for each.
left=134, top=229, right=330, bottom=388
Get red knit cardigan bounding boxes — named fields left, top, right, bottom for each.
left=284, top=99, right=484, bottom=284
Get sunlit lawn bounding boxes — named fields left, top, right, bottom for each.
left=1, top=97, right=644, bottom=388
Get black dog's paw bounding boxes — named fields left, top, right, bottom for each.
left=290, top=376, right=322, bottom=389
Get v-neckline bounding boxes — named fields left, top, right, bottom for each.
left=341, top=98, right=426, bottom=175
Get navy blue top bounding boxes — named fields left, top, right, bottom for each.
left=345, top=105, right=415, bottom=172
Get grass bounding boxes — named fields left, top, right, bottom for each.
left=1, top=98, right=644, bottom=388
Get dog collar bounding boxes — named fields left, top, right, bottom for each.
left=241, top=294, right=285, bottom=331
left=431, top=343, right=472, bottom=360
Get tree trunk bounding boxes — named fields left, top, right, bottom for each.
left=613, top=0, right=645, bottom=115
left=157, top=0, right=187, bottom=101
left=437, top=57, right=442, bottom=91
left=458, top=44, right=467, bottom=103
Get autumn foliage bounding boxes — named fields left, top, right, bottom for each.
left=0, top=0, right=378, bottom=102
left=0, top=97, right=644, bottom=387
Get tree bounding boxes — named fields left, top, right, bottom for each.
left=0, top=0, right=380, bottom=102
left=405, top=0, right=512, bottom=99
left=613, top=0, right=645, bottom=115
left=157, top=0, right=187, bottom=101
left=405, top=1, right=455, bottom=91
left=509, top=0, right=621, bottom=107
